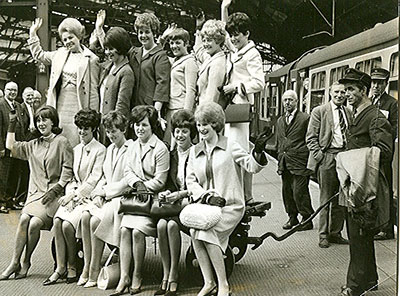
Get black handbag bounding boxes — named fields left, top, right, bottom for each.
left=150, top=198, right=183, bottom=219
left=118, top=191, right=153, bottom=216
left=225, top=103, right=253, bottom=123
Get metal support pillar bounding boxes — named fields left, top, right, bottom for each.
left=35, top=0, right=49, bottom=97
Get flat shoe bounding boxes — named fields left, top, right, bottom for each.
left=84, top=280, right=97, bottom=288
left=154, top=280, right=168, bottom=295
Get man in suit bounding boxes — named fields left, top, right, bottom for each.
left=0, top=82, right=25, bottom=212
left=307, top=82, right=349, bottom=248
left=0, top=88, right=7, bottom=213
left=338, top=68, right=392, bottom=296
left=370, top=67, right=398, bottom=240
left=276, top=90, right=314, bottom=230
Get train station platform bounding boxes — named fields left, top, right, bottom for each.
left=0, top=154, right=397, bottom=296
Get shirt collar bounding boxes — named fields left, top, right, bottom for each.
left=194, top=134, right=227, bottom=157
left=355, top=101, right=371, bottom=116
left=4, top=98, right=15, bottom=108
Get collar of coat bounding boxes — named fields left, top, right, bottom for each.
left=231, top=40, right=256, bottom=60
left=171, top=54, right=195, bottom=70
left=134, top=44, right=164, bottom=62
left=194, top=134, right=228, bottom=157
left=103, top=57, right=130, bottom=76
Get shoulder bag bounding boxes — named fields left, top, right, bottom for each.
left=97, top=248, right=119, bottom=290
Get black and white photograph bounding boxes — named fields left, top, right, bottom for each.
left=0, top=0, right=398, bottom=295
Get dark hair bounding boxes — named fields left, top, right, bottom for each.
left=74, top=109, right=101, bottom=131
left=130, top=105, right=160, bottom=135
left=353, top=82, right=371, bottom=96
left=171, top=109, right=196, bottom=140
left=103, top=110, right=128, bottom=132
left=226, top=12, right=251, bottom=36
left=168, top=28, right=190, bottom=44
left=104, top=27, right=132, bottom=56
left=34, top=105, right=62, bottom=135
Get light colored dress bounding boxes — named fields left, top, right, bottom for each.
left=120, top=134, right=169, bottom=237
left=92, top=139, right=132, bottom=247
left=12, top=134, right=73, bottom=229
left=54, top=138, right=105, bottom=231
left=186, top=135, right=267, bottom=251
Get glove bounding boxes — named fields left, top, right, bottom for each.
left=121, top=186, right=135, bottom=197
left=207, top=195, right=226, bottom=207
left=41, top=184, right=64, bottom=205
left=8, top=110, right=18, bottom=133
left=254, top=127, right=272, bottom=154
left=133, top=181, right=150, bottom=202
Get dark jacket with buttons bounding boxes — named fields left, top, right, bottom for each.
left=347, top=104, right=393, bottom=163
left=128, top=45, right=171, bottom=107
left=99, top=58, right=135, bottom=118
left=374, top=92, right=398, bottom=141
left=276, top=110, right=311, bottom=175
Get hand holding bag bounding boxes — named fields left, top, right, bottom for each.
left=150, top=193, right=183, bottom=219
left=97, top=248, right=119, bottom=290
left=179, top=189, right=224, bottom=230
left=118, top=183, right=153, bottom=216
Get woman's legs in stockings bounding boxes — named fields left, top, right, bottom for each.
left=88, top=216, right=103, bottom=282
left=80, top=211, right=91, bottom=279
left=113, top=227, right=132, bottom=292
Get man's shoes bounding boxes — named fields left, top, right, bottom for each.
left=282, top=218, right=299, bottom=230
left=328, top=235, right=349, bottom=245
left=339, top=286, right=362, bottom=296
left=298, top=218, right=313, bottom=231
left=318, top=238, right=330, bottom=248
left=0, top=206, right=9, bottom=214
left=374, top=231, right=394, bottom=240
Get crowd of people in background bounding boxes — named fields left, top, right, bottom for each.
left=0, top=0, right=397, bottom=295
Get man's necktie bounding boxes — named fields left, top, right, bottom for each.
left=337, top=106, right=347, bottom=147
left=285, top=113, right=291, bottom=125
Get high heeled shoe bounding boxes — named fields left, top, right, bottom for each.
left=109, top=285, right=129, bottom=296
left=66, top=267, right=77, bottom=284
left=83, top=280, right=97, bottom=288
left=129, top=278, right=142, bottom=295
left=164, top=281, right=178, bottom=296
left=0, top=264, right=21, bottom=280
left=203, top=286, right=218, bottom=296
left=42, top=270, right=67, bottom=286
left=77, top=275, right=89, bottom=286
left=15, top=263, right=30, bottom=280
left=154, top=280, right=168, bottom=295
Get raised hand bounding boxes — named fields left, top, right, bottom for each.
left=254, top=127, right=273, bottom=154
left=95, top=9, right=106, bottom=30
left=30, top=18, right=43, bottom=37
left=196, top=10, right=205, bottom=29
left=221, top=0, right=234, bottom=8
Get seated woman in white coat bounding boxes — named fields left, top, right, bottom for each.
left=78, top=110, right=133, bottom=288
left=44, top=109, right=106, bottom=286
left=186, top=102, right=268, bottom=296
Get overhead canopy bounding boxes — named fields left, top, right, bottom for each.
left=0, top=0, right=397, bottom=71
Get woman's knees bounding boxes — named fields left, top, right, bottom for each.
left=167, top=221, right=179, bottom=233
left=61, top=220, right=75, bottom=236
left=157, top=219, right=168, bottom=233
left=27, top=217, right=43, bottom=235
left=19, top=214, right=31, bottom=228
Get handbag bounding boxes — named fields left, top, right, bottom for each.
left=225, top=103, right=253, bottom=123
left=150, top=197, right=183, bottom=219
left=118, top=191, right=152, bottom=216
left=97, top=248, right=119, bottom=290
left=179, top=203, right=222, bottom=230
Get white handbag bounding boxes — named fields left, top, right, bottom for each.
left=97, top=248, right=120, bottom=290
left=179, top=203, right=222, bottom=230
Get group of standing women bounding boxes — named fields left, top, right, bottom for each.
left=1, top=0, right=269, bottom=295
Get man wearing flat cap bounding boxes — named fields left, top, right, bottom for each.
left=370, top=67, right=398, bottom=240
left=337, top=68, right=393, bottom=296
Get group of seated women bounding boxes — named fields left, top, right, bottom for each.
left=0, top=101, right=268, bottom=296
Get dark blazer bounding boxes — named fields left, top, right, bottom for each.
left=306, top=102, right=352, bottom=171
left=276, top=110, right=311, bottom=175
left=0, top=98, right=25, bottom=153
left=165, top=149, right=189, bottom=192
left=128, top=45, right=171, bottom=107
left=99, top=58, right=135, bottom=118
left=348, top=104, right=393, bottom=163
left=375, top=92, right=398, bottom=141
left=346, top=103, right=393, bottom=230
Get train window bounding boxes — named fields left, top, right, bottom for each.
left=330, top=65, right=349, bottom=84
left=390, top=52, right=398, bottom=78
left=355, top=57, right=382, bottom=74
left=311, top=71, right=326, bottom=90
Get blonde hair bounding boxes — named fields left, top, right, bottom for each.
left=58, top=18, right=85, bottom=40
left=195, top=102, right=225, bottom=133
left=200, top=20, right=226, bottom=46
